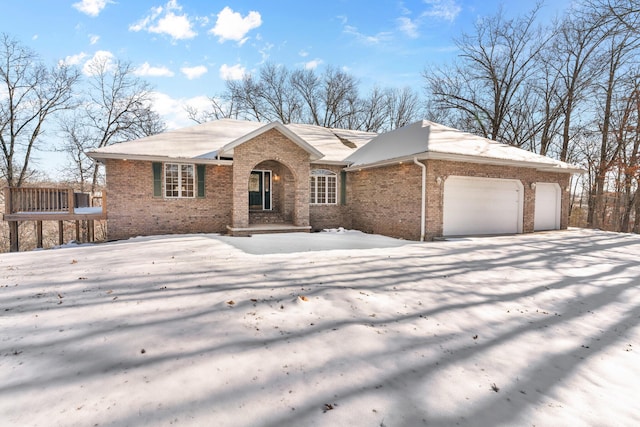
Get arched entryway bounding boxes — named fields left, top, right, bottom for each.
left=249, top=160, right=296, bottom=225
left=227, top=126, right=314, bottom=236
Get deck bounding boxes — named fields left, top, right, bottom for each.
left=3, top=187, right=106, bottom=251
left=3, top=187, right=106, bottom=221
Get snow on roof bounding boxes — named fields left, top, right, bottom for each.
left=88, top=118, right=582, bottom=173
left=345, top=120, right=584, bottom=173
left=89, top=119, right=265, bottom=160
left=88, top=119, right=376, bottom=164
left=286, top=123, right=376, bottom=163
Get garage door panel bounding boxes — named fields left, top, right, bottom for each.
left=534, top=183, right=561, bottom=231
left=443, top=176, right=523, bottom=236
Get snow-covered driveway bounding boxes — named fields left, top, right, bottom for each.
left=1, top=229, right=639, bottom=426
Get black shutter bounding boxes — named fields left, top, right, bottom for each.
left=197, top=164, right=206, bottom=198
left=153, top=162, right=162, bottom=197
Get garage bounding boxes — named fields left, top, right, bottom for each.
left=534, top=183, right=561, bottom=231
left=443, top=176, right=524, bottom=236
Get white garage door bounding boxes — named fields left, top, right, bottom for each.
left=534, top=183, right=561, bottom=231
left=443, top=176, right=523, bottom=236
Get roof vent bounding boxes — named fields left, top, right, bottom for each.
left=333, top=132, right=357, bottom=149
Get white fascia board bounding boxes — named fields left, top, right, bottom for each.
left=343, top=151, right=585, bottom=174
left=426, top=152, right=586, bottom=174
left=343, top=154, right=428, bottom=171
left=87, top=152, right=233, bottom=165
left=311, top=159, right=350, bottom=166
left=218, top=122, right=324, bottom=161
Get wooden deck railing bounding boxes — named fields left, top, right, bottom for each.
left=4, top=187, right=73, bottom=214
left=3, top=187, right=107, bottom=252
left=3, top=187, right=106, bottom=216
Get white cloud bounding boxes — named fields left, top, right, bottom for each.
left=422, top=0, right=461, bottom=22
left=73, top=0, right=111, bottom=17
left=89, top=34, right=100, bottom=45
left=210, top=6, right=261, bottom=45
left=397, top=16, right=419, bottom=38
left=150, top=92, right=211, bottom=129
left=304, top=59, right=323, bottom=70
left=59, top=52, right=88, bottom=67
left=81, top=50, right=115, bottom=76
left=151, top=11, right=196, bottom=40
left=343, top=25, right=393, bottom=45
left=298, top=49, right=309, bottom=58
left=130, top=0, right=197, bottom=41
left=219, top=64, right=246, bottom=81
left=258, top=42, right=274, bottom=64
left=135, top=62, right=175, bottom=77
left=181, top=65, right=208, bottom=80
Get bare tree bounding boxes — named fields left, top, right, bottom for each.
left=357, top=86, right=387, bottom=132
left=257, top=63, right=302, bottom=124
left=226, top=75, right=267, bottom=122
left=585, top=12, right=640, bottom=228
left=67, top=55, right=165, bottom=193
left=58, top=115, right=93, bottom=191
left=291, top=68, right=322, bottom=125
left=0, top=33, right=79, bottom=187
left=185, top=95, right=238, bottom=124
left=385, top=86, right=422, bottom=130
left=318, top=66, right=360, bottom=128
left=424, top=3, right=547, bottom=143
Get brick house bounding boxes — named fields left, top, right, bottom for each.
left=88, top=119, right=582, bottom=241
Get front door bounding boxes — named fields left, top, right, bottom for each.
left=248, top=170, right=272, bottom=210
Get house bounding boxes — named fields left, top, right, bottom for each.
left=87, top=119, right=583, bottom=242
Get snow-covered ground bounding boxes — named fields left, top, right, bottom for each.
left=1, top=228, right=639, bottom=427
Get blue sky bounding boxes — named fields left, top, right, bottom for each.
left=2, top=1, right=573, bottom=126
left=1, top=0, right=571, bottom=177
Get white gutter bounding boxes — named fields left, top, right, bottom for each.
left=413, top=156, right=426, bottom=242
left=344, top=152, right=584, bottom=174
left=86, top=152, right=233, bottom=166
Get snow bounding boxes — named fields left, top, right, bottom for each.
left=14, top=207, right=102, bottom=215
left=73, top=207, right=103, bottom=214
left=345, top=120, right=583, bottom=172
left=1, top=228, right=639, bottom=427
left=89, top=119, right=376, bottom=164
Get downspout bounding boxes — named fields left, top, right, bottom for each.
left=413, top=157, right=426, bottom=242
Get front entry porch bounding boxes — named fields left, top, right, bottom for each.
left=226, top=222, right=311, bottom=236
left=228, top=159, right=311, bottom=236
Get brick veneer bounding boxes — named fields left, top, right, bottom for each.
left=349, top=163, right=423, bottom=240
left=347, top=159, right=570, bottom=241
left=103, top=146, right=571, bottom=242
left=309, top=164, right=352, bottom=231
left=231, top=128, right=311, bottom=228
left=104, top=159, right=232, bottom=241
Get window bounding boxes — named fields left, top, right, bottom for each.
left=164, top=163, right=195, bottom=198
left=310, top=169, right=337, bottom=204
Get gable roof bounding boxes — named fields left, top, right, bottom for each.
left=88, top=118, right=583, bottom=174
left=200, top=121, right=324, bottom=161
left=345, top=120, right=584, bottom=173
left=88, top=119, right=376, bottom=164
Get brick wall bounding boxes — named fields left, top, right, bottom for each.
left=231, top=128, right=311, bottom=228
left=104, top=159, right=232, bottom=240
left=348, top=159, right=571, bottom=241
left=251, top=160, right=294, bottom=222
left=349, top=162, right=423, bottom=240
left=104, top=146, right=572, bottom=242
left=309, top=164, right=352, bottom=231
